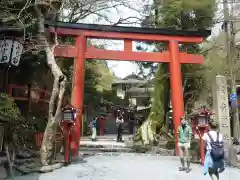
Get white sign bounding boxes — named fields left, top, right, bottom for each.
left=0, top=40, right=13, bottom=64
left=11, top=41, right=23, bottom=66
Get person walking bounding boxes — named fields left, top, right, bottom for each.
left=91, top=116, right=97, bottom=141
left=202, top=120, right=225, bottom=180
left=178, top=116, right=192, bottom=173
left=116, top=113, right=124, bottom=142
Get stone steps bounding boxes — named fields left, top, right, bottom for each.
left=78, top=135, right=176, bottom=158
left=81, top=135, right=132, bottom=141
left=79, top=140, right=175, bottom=157
left=79, top=135, right=137, bottom=155
left=79, top=147, right=134, bottom=154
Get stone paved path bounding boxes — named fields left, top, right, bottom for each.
left=11, top=154, right=240, bottom=180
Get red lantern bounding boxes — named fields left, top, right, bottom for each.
left=189, top=106, right=215, bottom=165
left=60, top=105, right=79, bottom=165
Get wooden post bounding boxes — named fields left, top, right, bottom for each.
left=70, top=36, right=86, bottom=156
left=27, top=84, right=32, bottom=120
left=168, top=41, right=184, bottom=155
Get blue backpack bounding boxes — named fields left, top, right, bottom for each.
left=207, top=132, right=224, bottom=161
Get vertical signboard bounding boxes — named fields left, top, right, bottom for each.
left=215, top=75, right=231, bottom=143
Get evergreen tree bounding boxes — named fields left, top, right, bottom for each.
left=137, top=0, right=216, bottom=144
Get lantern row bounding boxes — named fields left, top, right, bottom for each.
left=0, top=40, right=23, bottom=67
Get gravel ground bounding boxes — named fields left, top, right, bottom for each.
left=10, top=153, right=240, bottom=180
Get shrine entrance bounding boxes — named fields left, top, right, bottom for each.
left=45, top=20, right=210, bottom=156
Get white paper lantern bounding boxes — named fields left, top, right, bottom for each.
left=0, top=39, right=23, bottom=66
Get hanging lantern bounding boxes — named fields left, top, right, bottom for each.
left=0, top=125, right=4, bottom=152
left=196, top=114, right=208, bottom=127
left=62, top=106, right=77, bottom=123
left=0, top=39, right=23, bottom=67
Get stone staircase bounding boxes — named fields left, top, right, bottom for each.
left=78, top=135, right=175, bottom=157
left=79, top=135, right=134, bottom=155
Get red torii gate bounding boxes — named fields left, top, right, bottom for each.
left=45, top=21, right=211, bottom=156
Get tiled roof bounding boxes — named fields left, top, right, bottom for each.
left=113, top=79, right=147, bottom=84
left=127, top=87, right=154, bottom=93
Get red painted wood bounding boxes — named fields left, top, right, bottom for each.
left=168, top=40, right=184, bottom=155
left=124, top=40, right=132, bottom=51
left=63, top=124, right=71, bottom=164
left=8, top=84, right=50, bottom=103
left=98, top=117, right=105, bottom=136
left=9, top=84, right=26, bottom=89
left=86, top=47, right=204, bottom=64
left=34, top=132, right=44, bottom=149
left=200, top=136, right=205, bottom=165
left=54, top=45, right=77, bottom=58
left=49, top=28, right=204, bottom=43
left=70, top=36, right=86, bottom=156
left=54, top=46, right=204, bottom=64
left=14, top=97, right=29, bottom=101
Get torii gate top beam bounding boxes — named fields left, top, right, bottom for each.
left=44, top=21, right=211, bottom=64
left=44, top=20, right=211, bottom=43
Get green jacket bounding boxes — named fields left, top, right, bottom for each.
left=178, top=125, right=192, bottom=143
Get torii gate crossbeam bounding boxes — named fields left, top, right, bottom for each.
left=44, top=20, right=211, bottom=156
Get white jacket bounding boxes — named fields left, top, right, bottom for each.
left=116, top=117, right=124, bottom=124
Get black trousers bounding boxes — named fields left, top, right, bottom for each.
left=116, top=124, right=123, bottom=142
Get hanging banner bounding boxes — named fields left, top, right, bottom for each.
left=11, top=41, right=23, bottom=66
left=0, top=125, right=4, bottom=151
left=0, top=40, right=13, bottom=64
left=0, top=40, right=4, bottom=63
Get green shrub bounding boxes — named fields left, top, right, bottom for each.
left=0, top=93, right=22, bottom=121
left=33, top=117, right=47, bottom=132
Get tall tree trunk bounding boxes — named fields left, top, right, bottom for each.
left=34, top=6, right=66, bottom=165
left=136, top=0, right=173, bottom=145
left=138, top=64, right=172, bottom=145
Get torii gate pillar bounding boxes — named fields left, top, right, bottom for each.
left=169, top=40, right=184, bottom=150
left=70, top=36, right=86, bottom=155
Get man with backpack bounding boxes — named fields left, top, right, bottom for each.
left=202, top=120, right=225, bottom=180
left=177, top=116, right=192, bottom=173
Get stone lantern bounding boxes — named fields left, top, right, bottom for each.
left=189, top=106, right=214, bottom=136
left=189, top=106, right=215, bottom=164
left=196, top=114, right=209, bottom=128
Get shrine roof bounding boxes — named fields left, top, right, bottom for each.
left=113, top=79, right=147, bottom=85
left=127, top=87, right=154, bottom=93
left=0, top=26, right=23, bottom=37
left=44, top=20, right=211, bottom=38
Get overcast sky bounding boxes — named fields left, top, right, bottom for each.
left=80, top=0, right=223, bottom=78
left=78, top=0, right=147, bottom=78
